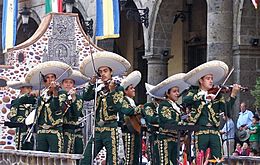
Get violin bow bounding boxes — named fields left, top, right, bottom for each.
left=214, top=67, right=234, bottom=98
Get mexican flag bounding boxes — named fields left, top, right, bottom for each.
left=45, top=0, right=63, bottom=14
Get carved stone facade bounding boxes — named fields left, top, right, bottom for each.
left=45, top=15, right=78, bottom=66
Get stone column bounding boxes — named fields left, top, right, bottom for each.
left=143, top=55, right=171, bottom=85
left=207, top=0, right=233, bottom=66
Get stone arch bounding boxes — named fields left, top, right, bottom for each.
left=69, top=1, right=95, bottom=38
left=131, top=0, right=162, bottom=55
left=151, top=0, right=178, bottom=56
left=17, top=9, right=41, bottom=29
left=16, top=17, right=39, bottom=45
left=73, top=1, right=88, bottom=20
left=234, top=0, right=260, bottom=46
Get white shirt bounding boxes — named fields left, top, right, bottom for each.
left=236, top=110, right=254, bottom=129
left=221, top=118, right=235, bottom=140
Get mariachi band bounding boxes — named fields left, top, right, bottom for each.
left=6, top=51, right=243, bottom=165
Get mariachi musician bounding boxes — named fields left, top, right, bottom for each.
left=142, top=83, right=163, bottom=165
left=24, top=61, right=73, bottom=153
left=119, top=70, right=143, bottom=165
left=182, top=60, right=240, bottom=163
left=7, top=80, right=36, bottom=150
left=60, top=70, right=88, bottom=154
left=149, top=73, right=190, bottom=165
left=80, top=51, right=131, bottom=165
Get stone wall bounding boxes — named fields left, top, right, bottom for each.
left=233, top=0, right=260, bottom=113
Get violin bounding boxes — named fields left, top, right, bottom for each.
left=208, top=85, right=248, bottom=95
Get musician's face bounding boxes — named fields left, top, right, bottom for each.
left=166, top=86, right=179, bottom=102
left=20, top=86, right=32, bottom=94
left=199, top=74, right=213, bottom=91
left=98, top=66, right=112, bottom=82
left=62, top=79, right=75, bottom=92
left=44, top=73, right=56, bottom=87
left=124, top=85, right=135, bottom=98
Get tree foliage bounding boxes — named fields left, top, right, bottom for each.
left=251, top=77, right=260, bottom=111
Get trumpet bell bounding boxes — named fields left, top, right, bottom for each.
left=25, top=109, right=36, bottom=125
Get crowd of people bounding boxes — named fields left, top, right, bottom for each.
left=5, top=51, right=260, bottom=165
left=220, top=102, right=260, bottom=157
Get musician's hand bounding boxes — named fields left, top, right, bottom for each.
left=206, top=93, right=216, bottom=101
left=138, top=104, right=144, bottom=109
left=90, top=75, right=97, bottom=84
left=108, top=80, right=117, bottom=92
left=231, top=84, right=240, bottom=98
left=50, top=81, right=59, bottom=96
left=30, top=90, right=39, bottom=97
left=68, top=88, right=77, bottom=101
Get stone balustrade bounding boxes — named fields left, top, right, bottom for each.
left=0, top=149, right=83, bottom=165
left=224, top=156, right=260, bottom=165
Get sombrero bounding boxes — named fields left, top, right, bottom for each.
left=62, top=70, right=90, bottom=86
left=7, top=80, right=35, bottom=89
left=145, top=83, right=164, bottom=100
left=25, top=61, right=73, bottom=85
left=237, top=129, right=250, bottom=142
left=149, top=73, right=190, bottom=98
left=184, top=60, right=229, bottom=86
left=121, top=70, right=141, bottom=89
left=79, top=51, right=131, bottom=77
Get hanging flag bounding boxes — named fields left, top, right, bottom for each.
left=45, top=0, right=63, bottom=14
left=96, top=0, right=120, bottom=40
left=252, top=0, right=259, bottom=9
left=2, top=0, right=18, bottom=52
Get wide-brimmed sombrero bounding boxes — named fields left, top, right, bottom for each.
left=7, top=80, right=35, bottom=89
left=25, top=61, right=73, bottom=85
left=237, top=129, right=250, bottom=142
left=145, top=83, right=164, bottom=100
left=184, top=60, right=229, bottom=86
left=121, top=70, right=141, bottom=89
left=149, top=73, right=190, bottom=98
left=79, top=51, right=131, bottom=77
left=62, top=70, right=90, bottom=86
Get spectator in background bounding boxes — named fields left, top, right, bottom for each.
left=237, top=102, right=254, bottom=130
left=249, top=114, right=260, bottom=154
left=249, top=149, right=258, bottom=156
left=241, top=142, right=250, bottom=156
left=233, top=143, right=242, bottom=156
left=220, top=113, right=235, bottom=156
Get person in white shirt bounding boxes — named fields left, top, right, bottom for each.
left=237, top=102, right=254, bottom=130
left=220, top=113, right=235, bottom=156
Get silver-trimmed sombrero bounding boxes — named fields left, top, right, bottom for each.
left=62, top=70, right=90, bottom=86
left=79, top=51, right=131, bottom=77
left=150, top=73, right=190, bottom=98
left=145, top=83, right=164, bottom=100
left=121, top=70, right=141, bottom=89
left=7, top=80, right=35, bottom=89
left=25, top=61, right=73, bottom=85
left=184, top=60, right=229, bottom=86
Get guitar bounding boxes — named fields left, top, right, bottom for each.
left=125, top=114, right=142, bottom=134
